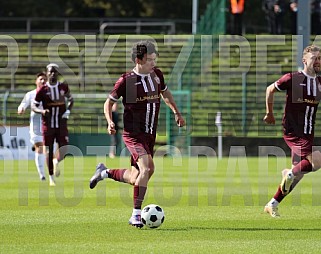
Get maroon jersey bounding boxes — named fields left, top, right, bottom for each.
left=34, top=81, right=71, bottom=132
left=275, top=71, right=321, bottom=136
left=109, top=68, right=167, bottom=135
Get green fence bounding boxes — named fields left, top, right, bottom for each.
left=166, top=90, right=191, bottom=156
left=197, top=0, right=226, bottom=35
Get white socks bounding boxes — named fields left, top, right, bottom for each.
left=101, top=170, right=109, bottom=179
left=35, top=152, right=45, bottom=178
left=132, top=209, right=141, bottom=216
left=268, top=198, right=279, bottom=207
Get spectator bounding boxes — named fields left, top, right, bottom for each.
left=289, top=0, right=298, bottom=34
left=311, top=0, right=321, bottom=35
left=262, top=0, right=285, bottom=34
left=230, top=0, right=245, bottom=35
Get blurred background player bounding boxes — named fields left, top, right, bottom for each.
left=89, top=40, right=185, bottom=228
left=263, top=45, right=321, bottom=217
left=108, top=102, right=119, bottom=158
left=32, top=63, right=74, bottom=186
left=18, top=72, right=47, bottom=181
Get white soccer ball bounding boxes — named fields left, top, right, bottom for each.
left=141, top=204, right=165, bottom=229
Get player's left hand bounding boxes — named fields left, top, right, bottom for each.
left=175, top=112, right=185, bottom=127
left=107, top=121, right=116, bottom=135
left=62, top=110, right=70, bottom=119
left=263, top=113, right=275, bottom=125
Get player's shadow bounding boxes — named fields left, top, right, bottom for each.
left=158, top=227, right=321, bottom=232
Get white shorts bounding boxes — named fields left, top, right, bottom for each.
left=30, top=116, right=43, bottom=145
left=30, top=131, right=43, bottom=145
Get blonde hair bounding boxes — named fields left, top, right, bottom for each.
left=303, top=45, right=320, bottom=57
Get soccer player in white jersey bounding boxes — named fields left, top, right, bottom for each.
left=18, top=72, right=47, bottom=180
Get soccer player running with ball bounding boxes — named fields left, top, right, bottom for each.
left=89, top=40, right=185, bottom=228
left=263, top=45, right=321, bottom=217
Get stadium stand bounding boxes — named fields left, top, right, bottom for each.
left=0, top=34, right=306, bottom=138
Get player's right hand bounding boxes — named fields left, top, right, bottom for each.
left=42, top=109, right=50, bottom=117
left=17, top=108, right=25, bottom=115
left=107, top=121, right=116, bottom=135
left=263, top=113, right=275, bottom=124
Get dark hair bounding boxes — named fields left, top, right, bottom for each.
left=131, top=40, right=159, bottom=63
left=36, top=72, right=47, bottom=78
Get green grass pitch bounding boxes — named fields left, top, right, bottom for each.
left=1, top=156, right=321, bottom=253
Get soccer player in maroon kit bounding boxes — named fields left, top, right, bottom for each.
left=89, top=41, right=185, bottom=228
left=32, top=63, right=74, bottom=186
left=263, top=45, right=321, bottom=217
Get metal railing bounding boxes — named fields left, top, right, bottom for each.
left=0, top=17, right=179, bottom=34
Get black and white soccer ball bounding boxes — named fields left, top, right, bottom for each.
left=141, top=204, right=165, bottom=229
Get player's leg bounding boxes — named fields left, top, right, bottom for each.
left=129, top=134, right=156, bottom=228
left=44, top=136, right=56, bottom=186
left=54, top=129, right=69, bottom=177
left=109, top=163, right=140, bottom=185
left=128, top=154, right=154, bottom=228
left=34, top=141, right=46, bottom=180
left=30, top=117, right=45, bottom=180
left=281, top=138, right=316, bottom=193
left=280, top=150, right=321, bottom=194
left=265, top=137, right=303, bottom=217
left=271, top=151, right=321, bottom=215
left=133, top=154, right=154, bottom=206
left=31, top=129, right=46, bottom=180
left=90, top=132, right=143, bottom=188
left=265, top=168, right=305, bottom=217
left=306, top=150, right=321, bottom=172
left=89, top=162, right=139, bottom=189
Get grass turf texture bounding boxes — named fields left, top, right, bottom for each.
left=1, top=156, right=321, bottom=253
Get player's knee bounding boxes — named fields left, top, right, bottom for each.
left=129, top=178, right=136, bottom=185
left=141, top=167, right=154, bottom=178
left=148, top=167, right=154, bottom=178
left=308, top=151, right=321, bottom=171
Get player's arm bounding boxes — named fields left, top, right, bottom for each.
left=62, top=86, right=74, bottom=119
left=161, top=89, right=185, bottom=127
left=17, top=93, right=30, bottom=114
left=263, top=83, right=277, bottom=124
left=65, top=93, right=74, bottom=111
left=104, top=97, right=117, bottom=135
left=31, top=90, right=49, bottom=116
left=31, top=100, right=49, bottom=116
left=32, top=100, right=48, bottom=116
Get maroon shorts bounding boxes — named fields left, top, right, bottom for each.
left=122, top=132, right=156, bottom=168
left=283, top=134, right=313, bottom=165
left=43, top=127, right=69, bottom=147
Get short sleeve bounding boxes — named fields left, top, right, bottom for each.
left=274, top=73, right=292, bottom=91
left=109, top=75, right=126, bottom=101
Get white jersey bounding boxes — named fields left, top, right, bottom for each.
left=18, top=89, right=43, bottom=144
